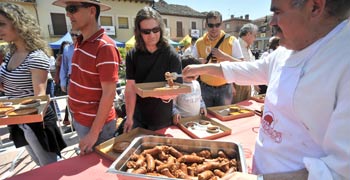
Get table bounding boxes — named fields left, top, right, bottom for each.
left=8, top=100, right=262, bottom=180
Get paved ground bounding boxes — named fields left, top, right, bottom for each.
left=0, top=98, right=80, bottom=180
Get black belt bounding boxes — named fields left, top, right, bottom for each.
left=199, top=80, right=229, bottom=89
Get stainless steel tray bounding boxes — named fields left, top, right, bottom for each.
left=107, top=136, right=247, bottom=179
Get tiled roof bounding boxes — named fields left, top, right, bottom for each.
left=154, top=0, right=206, bottom=18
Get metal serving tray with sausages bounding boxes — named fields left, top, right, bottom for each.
left=107, top=136, right=247, bottom=179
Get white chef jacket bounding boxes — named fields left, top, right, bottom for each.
left=221, top=20, right=350, bottom=180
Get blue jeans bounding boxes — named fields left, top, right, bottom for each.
left=72, top=118, right=116, bottom=147
left=199, top=81, right=233, bottom=107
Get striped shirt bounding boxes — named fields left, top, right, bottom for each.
left=68, top=29, right=120, bottom=127
left=0, top=50, right=50, bottom=98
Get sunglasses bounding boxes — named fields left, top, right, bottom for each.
left=207, top=23, right=221, bottom=28
left=70, top=33, right=80, bottom=37
left=65, top=4, right=88, bottom=14
left=140, top=27, right=161, bottom=35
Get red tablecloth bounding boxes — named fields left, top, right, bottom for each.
left=8, top=100, right=262, bottom=180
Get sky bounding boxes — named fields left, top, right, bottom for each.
left=163, top=0, right=272, bottom=20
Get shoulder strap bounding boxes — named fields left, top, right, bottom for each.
left=206, top=34, right=230, bottom=63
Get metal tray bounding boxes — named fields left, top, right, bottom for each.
left=107, top=136, right=247, bottom=179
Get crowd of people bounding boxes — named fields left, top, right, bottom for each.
left=1, top=0, right=349, bottom=179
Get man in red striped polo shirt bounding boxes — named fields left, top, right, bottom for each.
left=53, top=0, right=120, bottom=155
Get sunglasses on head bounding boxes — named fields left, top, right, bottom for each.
left=65, top=4, right=88, bottom=14
left=140, top=27, right=161, bottom=35
left=207, top=23, right=221, bottom=28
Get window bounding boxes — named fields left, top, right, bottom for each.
left=191, top=22, right=196, bottom=29
left=50, top=13, right=67, bottom=35
left=100, top=16, right=113, bottom=26
left=225, top=23, right=230, bottom=29
left=118, top=17, right=129, bottom=29
left=176, top=21, right=183, bottom=37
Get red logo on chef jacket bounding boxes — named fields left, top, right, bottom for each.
left=262, top=111, right=282, bottom=143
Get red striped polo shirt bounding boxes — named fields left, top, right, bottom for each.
left=68, top=29, right=120, bottom=127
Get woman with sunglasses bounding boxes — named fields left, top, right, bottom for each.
left=0, top=3, right=66, bottom=166
left=123, top=7, right=182, bottom=133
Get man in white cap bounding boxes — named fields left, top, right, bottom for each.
left=52, top=0, right=121, bottom=155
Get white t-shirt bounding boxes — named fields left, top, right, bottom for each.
left=173, top=80, right=205, bottom=117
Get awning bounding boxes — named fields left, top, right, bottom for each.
left=49, top=32, right=73, bottom=49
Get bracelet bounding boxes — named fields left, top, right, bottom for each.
left=257, top=174, right=264, bottom=180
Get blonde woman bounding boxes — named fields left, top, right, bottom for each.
left=0, top=3, right=66, bottom=166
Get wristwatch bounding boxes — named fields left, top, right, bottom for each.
left=257, top=174, right=264, bottom=180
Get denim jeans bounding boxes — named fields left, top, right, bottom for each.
left=199, top=81, right=233, bottom=107
left=19, top=124, right=57, bottom=166
left=72, top=118, right=116, bottom=147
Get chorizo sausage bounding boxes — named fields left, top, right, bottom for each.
left=178, top=155, right=204, bottom=164
left=160, top=168, right=176, bottom=178
left=141, top=146, right=161, bottom=156
left=198, top=170, right=214, bottom=180
left=135, top=154, right=146, bottom=168
left=132, top=167, right=147, bottom=174
left=146, top=153, right=155, bottom=172
left=168, top=146, right=183, bottom=158
left=213, top=169, right=225, bottom=177
left=217, top=150, right=227, bottom=158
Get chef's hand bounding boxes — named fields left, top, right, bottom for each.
left=123, top=117, right=134, bottom=133
left=79, top=132, right=98, bottom=155
left=182, top=64, right=203, bottom=79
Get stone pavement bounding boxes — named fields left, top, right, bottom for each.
left=0, top=97, right=79, bottom=180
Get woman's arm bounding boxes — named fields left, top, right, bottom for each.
left=31, top=69, right=48, bottom=96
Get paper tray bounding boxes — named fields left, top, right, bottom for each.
left=177, top=115, right=231, bottom=140
left=135, top=82, right=191, bottom=98
left=95, top=128, right=164, bottom=161
left=0, top=95, right=50, bottom=125
left=107, top=136, right=247, bottom=179
left=207, top=104, right=255, bottom=121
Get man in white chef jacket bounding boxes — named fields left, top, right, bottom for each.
left=182, top=0, right=350, bottom=179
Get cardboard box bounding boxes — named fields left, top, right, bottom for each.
left=0, top=95, right=50, bottom=125
left=177, top=115, right=232, bottom=140
left=207, top=104, right=255, bottom=121
left=95, top=128, right=164, bottom=161
left=135, top=82, right=191, bottom=98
